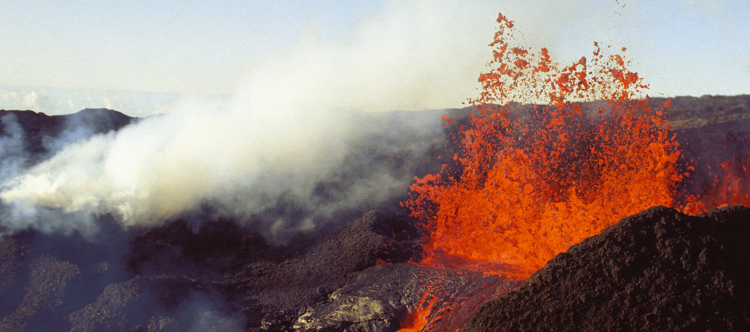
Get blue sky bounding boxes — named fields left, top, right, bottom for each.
left=1, top=0, right=384, bottom=94
left=1, top=0, right=748, bottom=114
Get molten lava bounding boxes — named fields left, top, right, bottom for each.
left=403, top=13, right=685, bottom=279
left=399, top=10, right=750, bottom=332
left=397, top=293, right=437, bottom=332
left=683, top=152, right=750, bottom=215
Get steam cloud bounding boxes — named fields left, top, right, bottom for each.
left=0, top=0, right=494, bottom=239
left=0, top=115, right=27, bottom=183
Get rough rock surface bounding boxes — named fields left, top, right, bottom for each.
left=0, top=210, right=432, bottom=332
left=0, top=255, right=79, bottom=332
left=295, top=263, right=520, bottom=332
left=466, top=205, right=750, bottom=332
left=0, top=207, right=518, bottom=332
left=131, top=210, right=425, bottom=331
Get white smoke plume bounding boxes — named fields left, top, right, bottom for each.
left=0, top=0, right=493, bottom=238
left=0, top=114, right=27, bottom=182
left=0, top=100, right=349, bottom=234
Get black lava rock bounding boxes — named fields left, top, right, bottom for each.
left=466, top=205, right=750, bottom=332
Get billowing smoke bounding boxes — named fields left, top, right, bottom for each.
left=0, top=0, right=493, bottom=240
left=0, top=114, right=27, bottom=183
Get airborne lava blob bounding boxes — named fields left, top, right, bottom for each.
left=403, top=13, right=684, bottom=279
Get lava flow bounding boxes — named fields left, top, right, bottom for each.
left=398, top=293, right=436, bottom=332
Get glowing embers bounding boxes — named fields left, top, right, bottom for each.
left=403, top=12, right=683, bottom=279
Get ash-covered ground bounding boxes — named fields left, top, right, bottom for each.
left=1, top=94, right=750, bottom=332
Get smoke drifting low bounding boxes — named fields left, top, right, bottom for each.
left=0, top=0, right=490, bottom=239
left=0, top=98, right=446, bottom=241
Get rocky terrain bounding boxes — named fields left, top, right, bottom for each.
left=467, top=206, right=750, bottom=331
left=0, top=94, right=749, bottom=331
left=0, top=107, right=517, bottom=331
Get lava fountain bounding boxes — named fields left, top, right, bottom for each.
left=399, top=11, right=750, bottom=330
left=403, top=12, right=683, bottom=280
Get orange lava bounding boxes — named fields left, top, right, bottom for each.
left=397, top=293, right=437, bottom=332
left=683, top=152, right=750, bottom=214
left=403, top=13, right=685, bottom=279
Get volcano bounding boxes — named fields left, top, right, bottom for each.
left=0, top=95, right=749, bottom=331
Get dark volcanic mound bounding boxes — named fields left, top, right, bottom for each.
left=0, top=108, right=134, bottom=164
left=466, top=205, right=750, bottom=332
